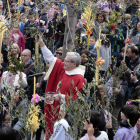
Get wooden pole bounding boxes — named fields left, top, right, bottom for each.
left=95, top=26, right=101, bottom=86
left=7, top=0, right=11, bottom=20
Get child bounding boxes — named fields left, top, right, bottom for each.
left=89, top=36, right=97, bottom=59
left=9, top=25, right=25, bottom=53
left=24, top=11, right=36, bottom=54
left=49, top=108, right=73, bottom=140
left=2, top=114, right=11, bottom=128
left=2, top=114, right=11, bottom=127
left=80, top=110, right=109, bottom=140
left=19, top=14, right=28, bottom=35
left=113, top=105, right=140, bottom=140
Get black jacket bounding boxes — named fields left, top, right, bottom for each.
left=130, top=80, right=140, bottom=106
left=24, top=21, right=36, bottom=53
left=81, top=61, right=95, bottom=83
left=24, top=59, right=36, bottom=100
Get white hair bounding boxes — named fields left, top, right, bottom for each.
left=66, top=52, right=81, bottom=67
left=23, top=49, right=31, bottom=56
left=0, top=1, right=3, bottom=4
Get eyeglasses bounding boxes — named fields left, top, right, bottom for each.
left=21, top=55, right=28, bottom=57
left=56, top=52, right=62, bottom=55
left=64, top=60, right=71, bottom=63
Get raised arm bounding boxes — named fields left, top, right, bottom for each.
left=38, top=37, right=55, bottom=65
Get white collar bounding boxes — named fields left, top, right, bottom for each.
left=65, top=65, right=85, bottom=77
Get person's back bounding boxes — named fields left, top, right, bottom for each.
left=114, top=125, right=137, bottom=140
left=96, top=131, right=108, bottom=140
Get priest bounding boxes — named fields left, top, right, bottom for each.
left=38, top=37, right=86, bottom=139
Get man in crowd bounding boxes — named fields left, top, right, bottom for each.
left=122, top=46, right=140, bottom=100
left=21, top=49, right=36, bottom=100
left=37, top=36, right=85, bottom=139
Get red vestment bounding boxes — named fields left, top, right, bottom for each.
left=45, top=58, right=85, bottom=139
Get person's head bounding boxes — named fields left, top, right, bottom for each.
left=89, top=36, right=96, bottom=46
left=80, top=50, right=90, bottom=63
left=21, top=49, right=31, bottom=64
left=56, top=47, right=63, bottom=60
left=84, top=110, right=102, bottom=129
left=64, top=52, right=81, bottom=71
left=98, top=84, right=107, bottom=98
left=0, top=127, right=17, bottom=140
left=11, top=44, right=20, bottom=56
left=127, top=46, right=139, bottom=59
left=14, top=87, right=24, bottom=103
left=2, top=114, right=11, bottom=127
left=101, top=29, right=110, bottom=47
left=21, top=14, right=27, bottom=24
left=124, top=14, right=131, bottom=24
left=0, top=1, right=3, bottom=10
left=118, top=105, right=140, bottom=127
left=95, top=11, right=108, bottom=23
left=103, top=8, right=110, bottom=17
left=120, top=47, right=125, bottom=58
left=11, top=3, right=16, bottom=11
left=28, top=12, right=35, bottom=23
left=52, top=3, right=59, bottom=16
left=13, top=25, right=19, bottom=34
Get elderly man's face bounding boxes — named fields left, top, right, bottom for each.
left=21, top=50, right=30, bottom=64
left=64, top=56, right=76, bottom=71
left=0, top=3, right=3, bottom=9
left=104, top=9, right=110, bottom=16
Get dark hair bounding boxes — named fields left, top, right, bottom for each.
left=101, top=29, right=110, bottom=47
left=89, top=110, right=102, bottom=128
left=0, top=127, right=17, bottom=140
left=128, top=45, right=139, bottom=55
left=80, top=50, right=90, bottom=57
left=95, top=11, right=108, bottom=23
left=61, top=16, right=66, bottom=33
left=54, top=2, right=58, bottom=6
left=121, top=47, right=125, bottom=53
left=118, top=105, right=140, bottom=127
left=11, top=3, right=16, bottom=8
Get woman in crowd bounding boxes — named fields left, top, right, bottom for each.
left=80, top=50, right=95, bottom=83
left=8, top=44, right=21, bottom=61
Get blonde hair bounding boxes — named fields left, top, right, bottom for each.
left=124, top=14, right=131, bottom=19
left=98, top=84, right=107, bottom=92
left=11, top=43, right=20, bottom=54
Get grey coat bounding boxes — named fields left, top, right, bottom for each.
left=99, top=44, right=112, bottom=71
left=13, top=98, right=28, bottom=132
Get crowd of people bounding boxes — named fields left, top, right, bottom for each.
left=1, top=0, right=140, bottom=140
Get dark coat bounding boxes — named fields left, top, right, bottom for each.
left=116, top=53, right=123, bottom=67
left=24, top=21, right=36, bottom=54
left=130, top=81, right=140, bottom=106
left=81, top=61, right=95, bottom=83
left=125, top=56, right=140, bottom=87
left=116, top=80, right=128, bottom=108
left=131, top=16, right=140, bottom=28
left=24, top=59, right=36, bottom=100
left=39, top=13, right=48, bottom=26
left=125, top=3, right=139, bottom=18
left=1, top=44, right=8, bottom=64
